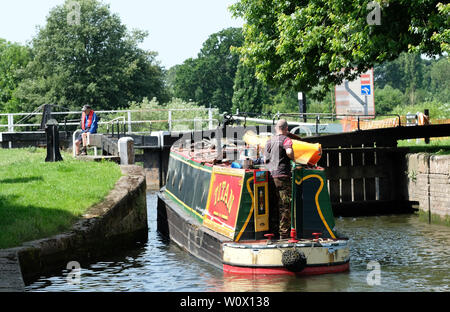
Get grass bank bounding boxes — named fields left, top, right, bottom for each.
left=417, top=210, right=450, bottom=227
left=0, top=148, right=122, bottom=249
left=397, top=137, right=450, bottom=155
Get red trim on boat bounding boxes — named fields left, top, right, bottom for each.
left=223, top=262, right=349, bottom=276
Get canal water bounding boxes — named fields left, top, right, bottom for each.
left=26, top=193, right=450, bottom=292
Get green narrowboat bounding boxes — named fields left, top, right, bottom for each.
left=157, top=132, right=350, bottom=275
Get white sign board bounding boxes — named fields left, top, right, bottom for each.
left=335, top=69, right=375, bottom=118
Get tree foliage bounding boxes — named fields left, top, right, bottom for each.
left=231, top=61, right=272, bottom=114
left=374, top=54, right=449, bottom=116
left=374, top=85, right=406, bottom=114
left=13, top=0, right=167, bottom=112
left=3, top=1, right=447, bottom=121
left=230, top=0, right=449, bottom=98
left=0, top=39, right=31, bottom=112
left=170, top=27, right=243, bottom=112
left=429, top=56, right=450, bottom=104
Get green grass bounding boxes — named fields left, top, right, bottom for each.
left=397, top=138, right=450, bottom=155
left=417, top=210, right=450, bottom=227
left=0, top=148, right=123, bottom=249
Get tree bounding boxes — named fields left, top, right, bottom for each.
left=14, top=0, right=167, bottom=112
left=231, top=0, right=449, bottom=98
left=374, top=53, right=450, bottom=107
left=0, top=39, right=31, bottom=112
left=375, top=85, right=405, bottom=114
left=374, top=55, right=405, bottom=91
left=172, top=27, right=243, bottom=112
left=401, top=53, right=424, bottom=106
left=231, top=61, right=272, bottom=114
left=268, top=88, right=299, bottom=114
left=171, top=58, right=202, bottom=104
left=429, top=57, right=450, bottom=104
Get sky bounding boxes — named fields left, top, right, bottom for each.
left=0, top=0, right=244, bottom=69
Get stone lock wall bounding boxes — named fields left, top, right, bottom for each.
left=404, top=153, right=450, bottom=223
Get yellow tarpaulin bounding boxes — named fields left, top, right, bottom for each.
left=243, top=131, right=322, bottom=166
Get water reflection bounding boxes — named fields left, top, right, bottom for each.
left=26, top=194, right=450, bottom=292
left=336, top=215, right=450, bottom=292
left=220, top=273, right=353, bottom=292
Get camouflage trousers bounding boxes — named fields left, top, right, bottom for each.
left=273, top=177, right=292, bottom=239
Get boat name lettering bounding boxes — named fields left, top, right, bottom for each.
left=213, top=181, right=235, bottom=215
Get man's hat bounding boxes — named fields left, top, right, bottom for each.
left=82, top=105, right=92, bottom=111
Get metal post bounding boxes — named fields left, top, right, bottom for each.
left=315, top=115, right=320, bottom=134
left=7, top=114, right=14, bottom=132
left=40, top=104, right=52, bottom=130
left=168, top=110, right=172, bottom=132
left=45, top=119, right=63, bottom=162
left=424, top=109, right=430, bottom=144
left=127, top=110, right=132, bottom=134
left=208, top=107, right=213, bottom=130
left=298, top=92, right=307, bottom=123
left=364, top=95, right=368, bottom=116
left=159, top=131, right=165, bottom=188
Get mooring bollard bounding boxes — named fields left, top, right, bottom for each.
left=118, top=137, right=135, bottom=165
left=424, top=109, right=430, bottom=144
left=45, top=119, right=63, bottom=162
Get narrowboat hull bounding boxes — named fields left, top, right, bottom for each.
left=157, top=137, right=350, bottom=276
left=222, top=240, right=350, bottom=276
left=157, top=189, right=350, bottom=276
left=157, top=190, right=225, bottom=269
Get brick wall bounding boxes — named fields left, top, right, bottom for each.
left=405, top=153, right=450, bottom=222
